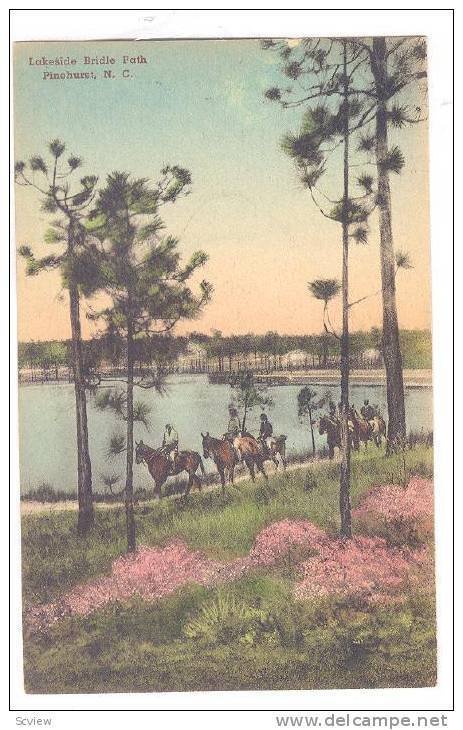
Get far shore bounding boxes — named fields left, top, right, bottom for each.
left=253, top=368, right=432, bottom=388
left=18, top=368, right=432, bottom=389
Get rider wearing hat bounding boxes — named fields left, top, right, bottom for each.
left=161, top=423, right=179, bottom=471
left=360, top=399, right=376, bottom=422
left=226, top=406, right=241, bottom=440
left=225, top=406, right=242, bottom=461
left=259, top=413, right=274, bottom=456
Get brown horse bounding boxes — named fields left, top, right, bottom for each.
left=135, top=440, right=205, bottom=499
left=348, top=410, right=372, bottom=450
left=370, top=415, right=387, bottom=447
left=201, top=432, right=267, bottom=494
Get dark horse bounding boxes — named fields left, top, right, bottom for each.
left=318, top=415, right=341, bottom=460
left=258, top=435, right=287, bottom=470
left=201, top=432, right=267, bottom=494
left=135, top=440, right=205, bottom=499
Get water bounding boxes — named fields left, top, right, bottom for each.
left=18, top=374, right=433, bottom=495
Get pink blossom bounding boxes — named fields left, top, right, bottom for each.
left=248, top=519, right=327, bottom=566
left=25, top=481, right=435, bottom=634
left=353, top=477, right=434, bottom=524
left=295, top=535, right=430, bottom=604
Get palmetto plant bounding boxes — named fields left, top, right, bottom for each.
left=183, top=592, right=275, bottom=646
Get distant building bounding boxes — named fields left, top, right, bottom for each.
left=281, top=350, right=309, bottom=369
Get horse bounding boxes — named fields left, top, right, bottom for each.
left=135, top=440, right=205, bottom=499
left=257, top=435, right=287, bottom=470
left=348, top=410, right=372, bottom=450
left=370, top=415, right=387, bottom=447
left=201, top=433, right=237, bottom=494
left=318, top=415, right=341, bottom=459
left=201, top=432, right=268, bottom=494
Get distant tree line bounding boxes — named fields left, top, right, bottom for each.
left=18, top=328, right=432, bottom=381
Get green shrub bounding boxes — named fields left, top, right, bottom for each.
left=183, top=591, right=278, bottom=646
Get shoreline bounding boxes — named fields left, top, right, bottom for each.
left=19, top=455, right=337, bottom=515
left=18, top=368, right=433, bottom=389
left=215, top=369, right=432, bottom=388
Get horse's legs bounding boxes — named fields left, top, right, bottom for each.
left=229, top=465, right=235, bottom=484
left=272, top=457, right=279, bottom=470
left=218, top=467, right=226, bottom=495
left=184, top=473, right=193, bottom=498
left=254, top=457, right=268, bottom=481
left=328, top=443, right=334, bottom=460
left=245, top=458, right=255, bottom=482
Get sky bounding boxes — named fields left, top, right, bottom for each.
left=14, top=39, right=431, bottom=342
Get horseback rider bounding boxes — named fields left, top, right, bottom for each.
left=360, top=399, right=376, bottom=423
left=224, top=406, right=242, bottom=461
left=160, top=423, right=179, bottom=472
left=328, top=401, right=339, bottom=428
left=225, top=406, right=241, bottom=439
left=258, top=413, right=273, bottom=457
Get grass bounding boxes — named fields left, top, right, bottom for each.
left=24, top=575, right=436, bottom=694
left=21, top=446, right=433, bottom=606
left=21, top=446, right=435, bottom=694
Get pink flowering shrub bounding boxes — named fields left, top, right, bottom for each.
left=295, top=535, right=430, bottom=606
left=25, top=479, right=435, bottom=634
left=352, top=477, right=434, bottom=547
left=247, top=519, right=327, bottom=566
left=25, top=519, right=328, bottom=632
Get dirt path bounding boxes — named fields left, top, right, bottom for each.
left=20, top=456, right=332, bottom=516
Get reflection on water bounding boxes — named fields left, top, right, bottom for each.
left=18, top=374, right=433, bottom=494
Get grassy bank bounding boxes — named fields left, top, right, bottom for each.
left=22, top=446, right=435, bottom=693
left=22, top=446, right=432, bottom=606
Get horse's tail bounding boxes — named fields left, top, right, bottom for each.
left=198, top=454, right=206, bottom=475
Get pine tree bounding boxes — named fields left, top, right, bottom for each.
left=263, top=36, right=427, bottom=448
left=89, top=168, right=212, bottom=551
left=15, top=140, right=99, bottom=533
left=263, top=38, right=377, bottom=537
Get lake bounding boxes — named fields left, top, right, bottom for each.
left=18, top=374, right=433, bottom=495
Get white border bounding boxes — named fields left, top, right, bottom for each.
left=6, top=6, right=455, bottom=721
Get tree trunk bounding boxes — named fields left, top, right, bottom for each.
left=322, top=337, right=328, bottom=368
left=69, top=282, right=94, bottom=535
left=339, top=41, right=352, bottom=539
left=125, top=316, right=137, bottom=552
left=372, top=37, right=407, bottom=448
left=241, top=395, right=248, bottom=434
left=309, top=410, right=316, bottom=456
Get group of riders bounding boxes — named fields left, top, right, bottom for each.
left=133, top=398, right=386, bottom=499
left=158, top=407, right=277, bottom=474
left=156, top=398, right=384, bottom=475
left=327, top=398, right=381, bottom=430
left=320, top=398, right=386, bottom=455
